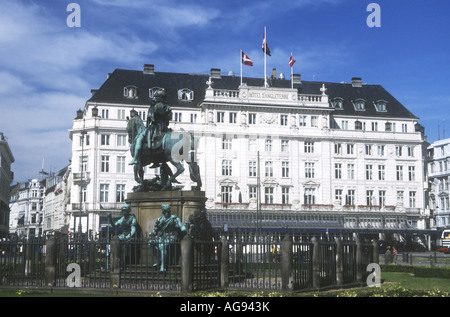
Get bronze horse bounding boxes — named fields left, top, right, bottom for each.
left=127, top=114, right=201, bottom=191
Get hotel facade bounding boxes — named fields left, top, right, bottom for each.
left=68, top=65, right=431, bottom=241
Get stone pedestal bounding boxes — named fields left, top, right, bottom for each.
left=126, top=190, right=207, bottom=236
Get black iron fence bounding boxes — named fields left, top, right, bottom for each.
left=1, top=233, right=377, bottom=293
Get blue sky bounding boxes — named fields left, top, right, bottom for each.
left=0, top=0, right=449, bottom=183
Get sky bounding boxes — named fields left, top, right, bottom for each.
left=0, top=0, right=449, bottom=183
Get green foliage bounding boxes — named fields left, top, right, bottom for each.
left=414, top=266, right=450, bottom=279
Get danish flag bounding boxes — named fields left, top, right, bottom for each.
left=241, top=51, right=253, bottom=66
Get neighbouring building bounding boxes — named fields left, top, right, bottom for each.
left=42, top=165, right=71, bottom=236
left=9, top=178, right=45, bottom=238
left=427, top=138, right=450, bottom=231
left=0, top=132, right=14, bottom=238
left=68, top=64, right=432, bottom=244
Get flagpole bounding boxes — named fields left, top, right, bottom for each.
left=264, top=26, right=267, bottom=87
left=291, top=52, right=293, bottom=89
left=240, top=49, right=243, bottom=86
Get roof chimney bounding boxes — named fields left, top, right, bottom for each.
left=272, top=68, right=277, bottom=79
left=210, top=68, right=221, bottom=79
left=143, top=64, right=155, bottom=75
left=292, top=74, right=302, bottom=84
left=352, top=77, right=362, bottom=87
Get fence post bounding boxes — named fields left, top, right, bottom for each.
left=312, top=236, right=320, bottom=289
left=110, top=236, right=120, bottom=289
left=220, top=235, right=229, bottom=288
left=181, top=234, right=194, bottom=292
left=24, top=239, right=32, bottom=276
left=281, top=234, right=293, bottom=290
left=355, top=235, right=363, bottom=284
left=335, top=237, right=344, bottom=287
left=372, top=239, right=379, bottom=264
left=89, top=240, right=96, bottom=273
left=45, top=237, right=57, bottom=287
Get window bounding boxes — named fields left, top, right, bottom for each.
left=281, top=140, right=289, bottom=153
left=305, top=142, right=314, bottom=153
left=402, top=124, right=408, bottom=133
left=248, top=139, right=257, bottom=151
left=217, top=111, right=225, bottom=123
left=304, top=188, right=315, bottom=204
left=366, top=190, right=375, bottom=205
left=282, top=187, right=290, bottom=204
left=280, top=114, right=288, bottom=126
left=332, top=98, right=344, bottom=109
left=249, top=186, right=257, bottom=199
left=116, top=184, right=126, bottom=203
left=124, top=86, right=138, bottom=99
left=101, top=134, right=110, bottom=146
left=229, top=112, right=237, bottom=124
left=249, top=161, right=257, bottom=177
left=178, top=88, right=194, bottom=101
left=117, top=156, right=126, bottom=173
left=375, top=101, right=387, bottom=112
left=379, top=190, right=386, bottom=206
left=265, top=139, right=272, bottom=152
left=377, top=145, right=385, bottom=156
left=174, top=112, right=182, bottom=122
left=149, top=87, right=164, bottom=99
left=378, top=165, right=385, bottom=180
left=138, top=111, right=146, bottom=121
left=409, top=191, right=416, bottom=208
left=311, top=116, right=318, bottom=127
left=264, top=187, right=274, bottom=204
left=354, top=99, right=365, bottom=111
left=347, top=189, right=355, bottom=205
left=222, top=137, right=232, bottom=150
left=265, top=161, right=273, bottom=177
left=282, top=161, right=289, bottom=178
left=305, top=162, right=315, bottom=178
left=407, top=146, right=414, bottom=157
left=365, top=144, right=372, bottom=156
left=299, top=115, right=307, bottom=127
left=101, top=155, right=110, bottom=172
left=334, top=143, right=342, bottom=155
left=100, top=184, right=109, bottom=203
left=341, top=120, right=349, bottom=130
left=81, top=186, right=87, bottom=202
left=117, top=109, right=126, bottom=120
left=335, top=163, right=342, bottom=179
left=397, top=191, right=404, bottom=203
left=221, top=186, right=232, bottom=203
left=248, top=113, right=257, bottom=124
left=335, top=189, right=343, bottom=203
left=395, top=146, right=403, bottom=157
left=347, top=164, right=355, bottom=180
left=371, top=122, right=378, bottom=131
left=366, top=164, right=373, bottom=180
left=408, top=166, right=416, bottom=181
left=190, top=113, right=197, bottom=123
left=80, top=155, right=88, bottom=172
left=396, top=166, right=403, bottom=181
left=222, top=160, right=232, bottom=176
left=117, top=135, right=127, bottom=147
left=347, top=144, right=354, bottom=155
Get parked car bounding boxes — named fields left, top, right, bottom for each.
left=436, top=246, right=450, bottom=254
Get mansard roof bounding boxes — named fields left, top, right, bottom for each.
left=88, top=68, right=418, bottom=119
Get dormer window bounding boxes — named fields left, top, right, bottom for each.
left=353, top=99, right=365, bottom=111
left=374, top=100, right=387, bottom=112
left=124, top=85, right=138, bottom=99
left=178, top=88, right=194, bottom=101
left=332, top=98, right=344, bottom=110
left=149, top=87, right=164, bottom=100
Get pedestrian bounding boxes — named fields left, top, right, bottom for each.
left=393, top=247, right=398, bottom=262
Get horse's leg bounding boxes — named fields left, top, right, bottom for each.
left=187, top=162, right=202, bottom=190
left=162, top=159, right=184, bottom=190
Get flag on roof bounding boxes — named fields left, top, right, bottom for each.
left=289, top=54, right=296, bottom=67
left=242, top=51, right=253, bottom=66
left=262, top=29, right=271, bottom=56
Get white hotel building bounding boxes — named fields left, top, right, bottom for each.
left=68, top=65, right=431, bottom=240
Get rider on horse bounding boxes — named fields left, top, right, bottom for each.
left=128, top=90, right=172, bottom=166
